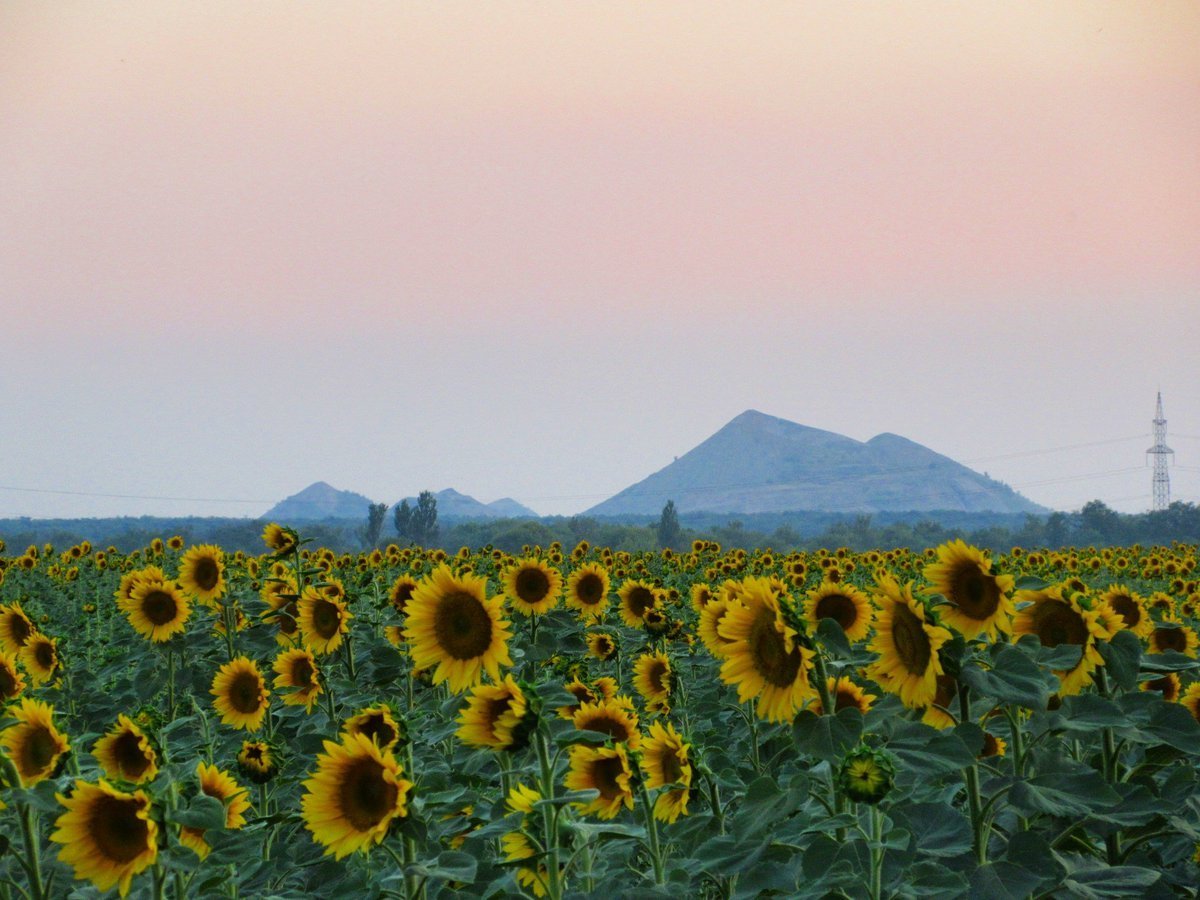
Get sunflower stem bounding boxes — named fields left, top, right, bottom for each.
left=636, top=781, right=666, bottom=885
left=166, top=646, right=176, bottom=723
left=16, top=802, right=44, bottom=900
left=958, top=685, right=986, bottom=865
left=868, top=804, right=885, bottom=900
left=534, top=732, right=563, bottom=900
left=1094, top=670, right=1122, bottom=863
left=344, top=631, right=357, bottom=681
left=701, top=767, right=725, bottom=834
left=220, top=600, right=236, bottom=661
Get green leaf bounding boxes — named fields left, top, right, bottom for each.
left=896, top=861, right=970, bottom=898
left=895, top=802, right=972, bottom=858
left=1138, top=650, right=1200, bottom=674
left=815, top=617, right=852, bottom=657
left=407, top=850, right=478, bottom=884
left=959, top=646, right=1052, bottom=710
left=169, top=794, right=227, bottom=831
left=1010, top=771, right=1120, bottom=818
left=1098, top=630, right=1141, bottom=691
left=886, top=722, right=976, bottom=779
left=791, top=707, right=862, bottom=762
left=1015, top=575, right=1049, bottom=591
left=1056, top=694, right=1127, bottom=732
left=1141, top=699, right=1200, bottom=752
left=969, top=862, right=1047, bottom=900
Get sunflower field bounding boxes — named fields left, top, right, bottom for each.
left=0, top=530, right=1199, bottom=898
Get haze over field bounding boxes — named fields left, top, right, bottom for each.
left=2, top=2, right=1198, bottom=519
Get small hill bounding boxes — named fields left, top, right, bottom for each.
left=396, top=489, right=537, bottom=520
left=585, top=410, right=1046, bottom=516
left=263, top=482, right=377, bottom=521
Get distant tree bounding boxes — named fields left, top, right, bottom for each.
left=1044, top=512, right=1069, bottom=548
left=362, top=502, right=389, bottom=549
left=656, top=500, right=682, bottom=550
left=1080, top=500, right=1121, bottom=543
left=393, top=500, right=413, bottom=540
left=410, top=490, right=440, bottom=546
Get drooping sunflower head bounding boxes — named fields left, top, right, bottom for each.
left=300, top=732, right=413, bottom=859
left=564, top=743, right=635, bottom=820
left=811, top=676, right=877, bottom=717
left=0, top=603, right=35, bottom=653
left=343, top=705, right=405, bottom=753
left=177, top=545, right=226, bottom=605
left=210, top=657, right=270, bottom=731
left=262, top=523, right=297, bottom=555
left=1182, top=682, right=1200, bottom=724
left=566, top=563, right=611, bottom=619
left=388, top=576, right=419, bottom=615
left=640, top=719, right=692, bottom=824
left=1149, top=621, right=1199, bottom=658
left=51, top=779, right=157, bottom=897
left=503, top=558, right=562, bottom=616
left=586, top=631, right=617, bottom=661
left=272, top=647, right=323, bottom=711
left=237, top=740, right=278, bottom=784
left=120, top=578, right=191, bottom=643
left=617, top=579, right=659, bottom=628
left=402, top=566, right=513, bottom=693
left=1141, top=673, right=1181, bottom=702
left=866, top=576, right=952, bottom=709
left=19, top=632, right=60, bottom=685
left=0, top=697, right=71, bottom=786
left=572, top=697, right=641, bottom=748
left=0, top=650, right=25, bottom=701
left=297, top=586, right=353, bottom=656
left=179, top=762, right=251, bottom=859
left=923, top=540, right=1015, bottom=640
left=456, top=676, right=534, bottom=752
left=93, top=715, right=159, bottom=785
left=804, top=581, right=874, bottom=643
left=632, top=652, right=673, bottom=712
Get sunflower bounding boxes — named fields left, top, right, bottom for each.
left=632, top=652, right=673, bottom=712
left=210, top=657, right=270, bottom=731
left=837, top=745, right=895, bottom=805
left=923, top=540, right=1015, bottom=640
left=297, top=586, right=353, bottom=656
left=51, top=780, right=157, bottom=897
left=0, top=603, right=35, bottom=653
left=920, top=674, right=960, bottom=730
left=503, top=558, right=562, bottom=616
left=564, top=743, right=635, bottom=820
left=93, top=715, right=158, bottom=784
left=177, top=544, right=226, bottom=606
left=617, top=579, right=659, bottom=628
left=19, top=632, right=60, bottom=685
left=1182, top=682, right=1200, bottom=724
left=178, top=762, right=251, bottom=859
left=1141, top=673, right=1181, bottom=702
left=640, top=720, right=692, bottom=823
left=698, top=596, right=740, bottom=658
left=301, top=732, right=413, bottom=859
left=388, top=575, right=419, bottom=615
left=689, top=582, right=715, bottom=614
left=262, top=523, right=297, bottom=554
left=272, top=648, right=323, bottom=712
left=980, top=732, right=1008, bottom=759
left=456, top=676, right=532, bottom=751
left=237, top=740, right=278, bottom=784
left=866, top=576, right=953, bottom=709
left=1012, top=585, right=1107, bottom=696
left=501, top=830, right=552, bottom=897
left=403, top=566, right=513, bottom=693
left=343, top=706, right=403, bottom=752
left=0, top=698, right=70, bottom=785
left=119, top=578, right=191, bottom=643
left=809, top=676, right=877, bottom=717
left=1097, top=585, right=1152, bottom=638
left=572, top=697, right=641, bottom=748
left=803, top=581, right=874, bottom=642
left=0, top=650, right=25, bottom=701
left=566, top=563, right=611, bottom=619
left=1149, top=621, right=1199, bottom=658
left=558, top=678, right=601, bottom=719
left=717, top=577, right=816, bottom=722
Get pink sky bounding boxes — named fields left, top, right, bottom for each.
left=1, top=3, right=1198, bottom=517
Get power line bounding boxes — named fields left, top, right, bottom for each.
left=0, top=485, right=273, bottom=505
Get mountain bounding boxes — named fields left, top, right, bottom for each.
left=396, top=489, right=538, bottom=520
left=584, top=410, right=1046, bottom=517
left=263, top=482, right=377, bottom=521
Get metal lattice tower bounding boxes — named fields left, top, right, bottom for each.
left=1147, top=392, right=1173, bottom=511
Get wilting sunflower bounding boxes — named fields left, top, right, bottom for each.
left=0, top=697, right=70, bottom=785
left=0, top=603, right=35, bottom=653
left=456, top=676, right=533, bottom=751
left=301, top=732, right=413, bottom=859
left=1012, top=585, right=1107, bottom=696
left=640, top=720, right=692, bottom=823
left=566, top=563, right=611, bottom=619
left=503, top=558, right=562, bottom=616
left=51, top=780, right=157, bottom=897
left=19, top=632, right=60, bottom=685
left=564, top=743, right=635, bottom=820
left=93, top=715, right=159, bottom=784
left=177, top=544, right=225, bottom=606
left=1149, top=621, right=1199, bottom=658
left=388, top=575, right=419, bottom=615
left=403, top=566, right=513, bottom=693
left=572, top=697, right=641, bottom=748
left=586, top=631, right=617, bottom=661
left=237, top=740, right=278, bottom=784
left=297, top=586, right=353, bottom=656
left=272, top=648, right=323, bottom=712
left=0, top=650, right=25, bottom=701
left=262, top=523, right=297, bottom=554
left=1097, top=585, right=1153, bottom=639
left=343, top=705, right=404, bottom=752
left=698, top=596, right=741, bottom=658
left=210, top=657, right=270, bottom=731
left=179, top=762, right=250, bottom=859
left=809, top=676, right=877, bottom=717
left=717, top=577, right=816, bottom=723
left=632, top=652, right=673, bottom=712
left=923, top=540, right=1015, bottom=640
left=119, top=578, right=191, bottom=643
left=803, top=581, right=874, bottom=642
left=866, top=576, right=953, bottom=709
left=617, top=579, right=659, bottom=628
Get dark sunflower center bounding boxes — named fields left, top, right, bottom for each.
left=9, top=615, right=31, bottom=646
left=433, top=592, right=493, bottom=660
left=578, top=712, right=631, bottom=743
left=113, top=731, right=153, bottom=778
left=34, top=641, right=55, bottom=669
left=193, top=557, right=220, bottom=591
left=22, top=726, right=59, bottom=774
left=660, top=750, right=684, bottom=784
left=891, top=605, right=933, bottom=676
left=932, top=674, right=958, bottom=710
left=592, top=756, right=627, bottom=799
left=593, top=637, right=614, bottom=657
left=695, top=588, right=712, bottom=607
left=90, top=795, right=151, bottom=864
left=834, top=687, right=860, bottom=713
left=1143, top=675, right=1178, bottom=701
left=357, top=715, right=398, bottom=748
left=483, top=697, right=516, bottom=737
left=1108, top=594, right=1140, bottom=627
left=291, top=658, right=315, bottom=688
left=0, top=665, right=16, bottom=697
left=338, top=758, right=398, bottom=831
left=1034, top=603, right=1087, bottom=647
left=141, top=590, right=178, bottom=626
left=625, top=587, right=655, bottom=617
left=515, top=568, right=551, bottom=603
left=311, top=598, right=341, bottom=638
left=575, top=573, right=604, bottom=606
left=748, top=609, right=803, bottom=687
left=814, top=594, right=859, bottom=630
left=1154, top=627, right=1187, bottom=653
left=229, top=672, right=263, bottom=714
left=951, top=567, right=1000, bottom=621
left=981, top=733, right=1002, bottom=757
left=392, top=583, right=415, bottom=613
left=648, top=662, right=669, bottom=694
left=568, top=684, right=597, bottom=705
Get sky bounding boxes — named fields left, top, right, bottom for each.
left=2, top=2, right=1198, bottom=520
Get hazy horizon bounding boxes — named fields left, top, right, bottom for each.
left=3, top=2, right=1197, bottom=520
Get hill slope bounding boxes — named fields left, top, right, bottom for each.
left=264, top=482, right=377, bottom=520
left=585, top=410, right=1045, bottom=516
left=395, top=489, right=538, bottom=520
